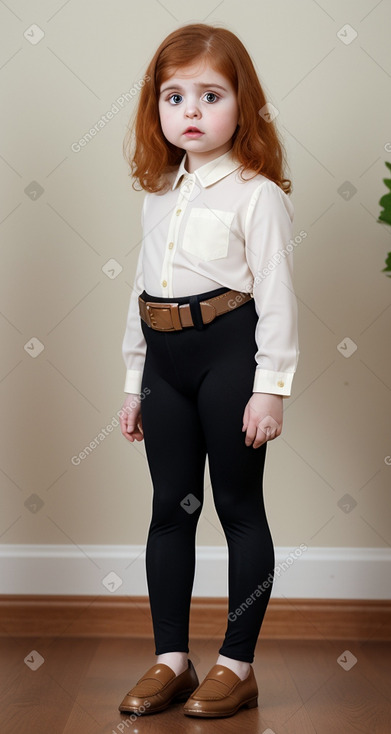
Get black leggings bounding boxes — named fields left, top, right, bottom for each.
left=139, top=285, right=275, bottom=664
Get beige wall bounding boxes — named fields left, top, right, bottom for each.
left=1, top=0, right=390, bottom=553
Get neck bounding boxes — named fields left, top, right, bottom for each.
left=184, top=142, right=233, bottom=173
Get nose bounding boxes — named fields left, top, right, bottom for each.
left=184, top=98, right=201, bottom=119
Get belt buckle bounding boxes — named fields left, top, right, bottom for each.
left=145, top=302, right=183, bottom=331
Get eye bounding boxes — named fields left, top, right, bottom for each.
left=168, top=93, right=183, bottom=104
left=203, top=92, right=219, bottom=103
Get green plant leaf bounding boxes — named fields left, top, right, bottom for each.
left=378, top=162, right=391, bottom=229
left=381, top=251, right=391, bottom=275
left=379, top=192, right=391, bottom=207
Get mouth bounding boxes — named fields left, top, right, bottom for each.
left=184, top=126, right=203, bottom=136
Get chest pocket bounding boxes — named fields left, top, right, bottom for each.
left=182, top=208, right=235, bottom=262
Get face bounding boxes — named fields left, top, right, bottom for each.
left=158, top=61, right=239, bottom=170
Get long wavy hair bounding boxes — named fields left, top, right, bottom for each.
left=123, top=23, right=292, bottom=194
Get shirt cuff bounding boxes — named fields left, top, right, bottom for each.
left=124, top=369, right=143, bottom=394
left=252, top=368, right=295, bottom=396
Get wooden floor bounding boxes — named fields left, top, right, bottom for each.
left=1, top=636, right=390, bottom=733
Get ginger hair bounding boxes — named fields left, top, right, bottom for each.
left=123, top=23, right=292, bottom=194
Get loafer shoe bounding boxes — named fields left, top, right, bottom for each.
left=183, top=663, right=258, bottom=717
left=118, top=658, right=199, bottom=715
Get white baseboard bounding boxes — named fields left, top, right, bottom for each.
left=0, top=544, right=390, bottom=598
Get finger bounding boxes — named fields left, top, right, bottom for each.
left=244, top=425, right=258, bottom=446
left=120, top=413, right=130, bottom=432
left=128, top=419, right=144, bottom=438
left=252, top=428, right=267, bottom=448
left=136, top=420, right=144, bottom=436
left=131, top=429, right=144, bottom=441
left=252, top=421, right=273, bottom=448
left=257, top=425, right=281, bottom=443
left=242, top=405, right=249, bottom=433
left=120, top=419, right=129, bottom=437
left=260, top=417, right=279, bottom=437
left=265, top=425, right=276, bottom=440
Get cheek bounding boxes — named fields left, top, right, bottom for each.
left=158, top=113, right=170, bottom=137
left=211, top=107, right=238, bottom=133
left=159, top=106, right=177, bottom=132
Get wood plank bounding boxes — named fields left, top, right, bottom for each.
left=0, top=596, right=390, bottom=639
left=1, top=636, right=391, bottom=734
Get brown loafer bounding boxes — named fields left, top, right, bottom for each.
left=118, top=658, right=199, bottom=715
left=183, top=663, right=258, bottom=717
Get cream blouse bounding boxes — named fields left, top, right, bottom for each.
left=122, top=147, right=299, bottom=396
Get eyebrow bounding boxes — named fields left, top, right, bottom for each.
left=160, top=82, right=228, bottom=94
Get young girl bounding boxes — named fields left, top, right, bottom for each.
left=118, top=22, right=299, bottom=719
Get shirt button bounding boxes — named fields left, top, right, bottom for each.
left=162, top=279, right=167, bottom=287
left=176, top=208, right=181, bottom=215
left=168, top=242, right=174, bottom=249
left=277, top=380, right=285, bottom=388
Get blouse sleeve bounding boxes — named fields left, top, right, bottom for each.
left=121, top=195, right=148, bottom=394
left=244, top=179, right=299, bottom=397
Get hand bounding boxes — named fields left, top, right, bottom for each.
left=119, top=393, right=144, bottom=443
left=242, top=393, right=283, bottom=449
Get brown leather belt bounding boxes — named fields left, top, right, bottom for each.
left=139, top=289, right=253, bottom=332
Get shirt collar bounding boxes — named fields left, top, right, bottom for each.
left=171, top=147, right=241, bottom=190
